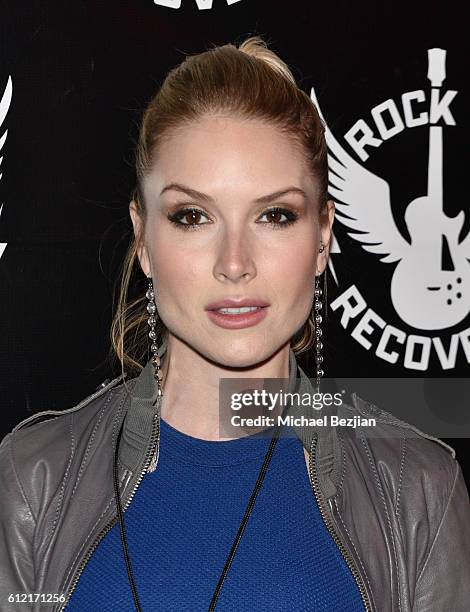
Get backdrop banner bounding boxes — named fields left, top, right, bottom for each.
left=0, top=0, right=468, bottom=482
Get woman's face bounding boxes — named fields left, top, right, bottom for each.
left=130, top=114, right=335, bottom=367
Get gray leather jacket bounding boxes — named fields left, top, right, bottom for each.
left=1, top=346, right=469, bottom=612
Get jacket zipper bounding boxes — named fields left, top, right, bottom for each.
left=307, top=433, right=373, bottom=612
left=58, top=406, right=161, bottom=611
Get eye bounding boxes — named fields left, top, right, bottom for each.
left=257, top=207, right=298, bottom=229
left=167, top=207, right=211, bottom=230
left=166, top=205, right=299, bottom=231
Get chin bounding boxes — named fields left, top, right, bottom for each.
left=208, top=339, right=280, bottom=369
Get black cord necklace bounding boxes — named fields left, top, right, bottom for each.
left=113, top=387, right=295, bottom=611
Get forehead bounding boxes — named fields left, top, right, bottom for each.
left=143, top=115, right=316, bottom=202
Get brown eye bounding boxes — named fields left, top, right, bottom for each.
left=167, top=207, right=211, bottom=230
left=258, top=207, right=298, bottom=228
left=266, top=210, right=284, bottom=224
left=182, top=210, right=202, bottom=225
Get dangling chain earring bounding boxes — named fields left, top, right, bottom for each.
left=146, top=276, right=163, bottom=474
left=146, top=277, right=163, bottom=398
left=314, top=241, right=325, bottom=391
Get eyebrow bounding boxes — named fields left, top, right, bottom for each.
left=159, top=182, right=307, bottom=204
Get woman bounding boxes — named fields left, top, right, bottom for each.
left=1, top=36, right=469, bottom=612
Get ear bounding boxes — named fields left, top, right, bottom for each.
left=316, top=199, right=335, bottom=276
left=129, top=200, right=151, bottom=277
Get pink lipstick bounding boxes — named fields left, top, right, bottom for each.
left=205, top=298, right=269, bottom=330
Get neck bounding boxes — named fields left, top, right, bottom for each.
left=158, top=337, right=291, bottom=441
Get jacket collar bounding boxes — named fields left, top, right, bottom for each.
left=118, top=341, right=338, bottom=490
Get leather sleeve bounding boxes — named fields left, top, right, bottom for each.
left=0, top=432, right=36, bottom=608
left=412, top=459, right=470, bottom=611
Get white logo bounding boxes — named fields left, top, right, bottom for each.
left=153, top=0, right=243, bottom=9
left=311, top=50, right=470, bottom=370
left=0, top=75, right=13, bottom=262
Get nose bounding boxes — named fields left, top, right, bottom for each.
left=213, top=231, right=256, bottom=282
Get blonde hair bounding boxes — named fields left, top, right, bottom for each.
left=109, top=35, right=329, bottom=378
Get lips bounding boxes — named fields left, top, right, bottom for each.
left=206, top=298, right=269, bottom=311
left=206, top=303, right=269, bottom=329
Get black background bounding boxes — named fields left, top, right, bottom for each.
left=0, top=0, right=468, bottom=482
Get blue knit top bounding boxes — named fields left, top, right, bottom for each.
left=66, top=417, right=365, bottom=611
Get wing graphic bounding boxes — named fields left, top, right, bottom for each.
left=0, top=75, right=12, bottom=261
left=310, top=86, right=410, bottom=264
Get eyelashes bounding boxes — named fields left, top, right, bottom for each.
left=166, top=206, right=299, bottom=231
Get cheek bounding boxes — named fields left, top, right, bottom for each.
left=285, top=271, right=316, bottom=315
left=148, top=229, right=209, bottom=302
left=276, top=241, right=316, bottom=321
left=266, top=236, right=316, bottom=292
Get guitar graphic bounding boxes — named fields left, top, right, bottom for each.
left=311, top=49, right=470, bottom=331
